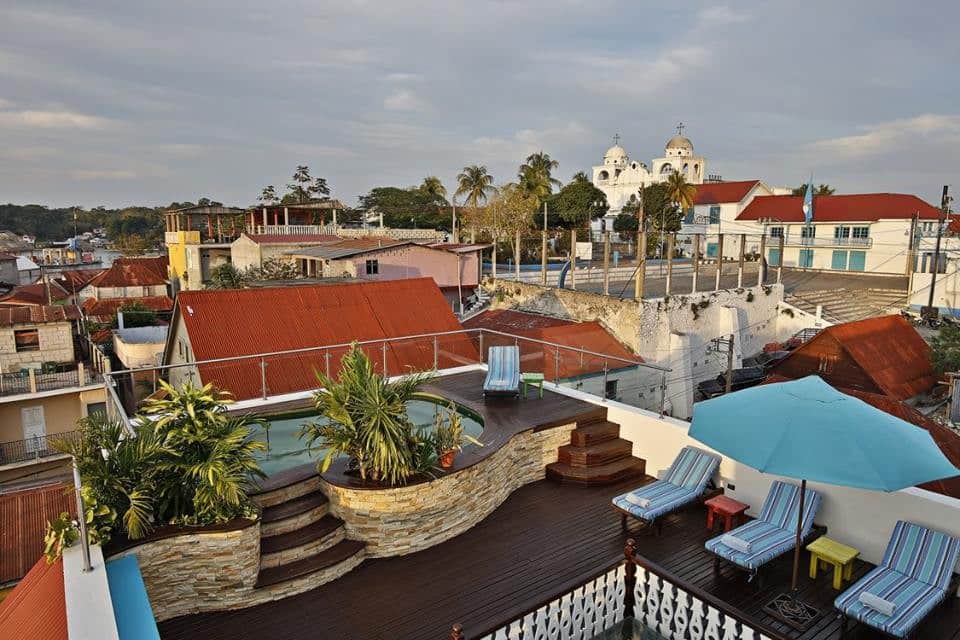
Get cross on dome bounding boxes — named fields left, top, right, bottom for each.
left=612, top=133, right=621, bottom=145
left=676, top=122, right=685, bottom=135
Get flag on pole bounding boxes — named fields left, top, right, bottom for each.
left=802, top=177, right=814, bottom=224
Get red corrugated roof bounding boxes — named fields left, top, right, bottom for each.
left=0, top=556, right=66, bottom=640
left=770, top=315, right=937, bottom=401
left=463, top=309, right=640, bottom=378
left=736, top=193, right=942, bottom=222
left=0, top=282, right=71, bottom=306
left=82, top=295, right=173, bottom=318
left=88, top=256, right=169, bottom=288
left=54, top=269, right=105, bottom=293
left=0, top=304, right=81, bottom=326
left=692, top=180, right=761, bottom=205
left=0, top=483, right=75, bottom=584
left=174, top=278, right=477, bottom=400
left=243, top=233, right=339, bottom=244
left=765, top=374, right=960, bottom=498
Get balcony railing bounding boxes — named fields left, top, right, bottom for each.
left=252, top=224, right=333, bottom=235
left=0, top=430, right=80, bottom=466
left=768, top=234, right=873, bottom=249
left=0, top=364, right=101, bottom=398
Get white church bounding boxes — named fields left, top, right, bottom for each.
left=591, top=125, right=707, bottom=222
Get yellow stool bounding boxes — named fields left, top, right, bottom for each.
left=807, top=536, right=859, bottom=591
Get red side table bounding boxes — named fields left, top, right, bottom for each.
left=704, top=495, right=750, bottom=532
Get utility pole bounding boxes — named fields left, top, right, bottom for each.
left=665, top=233, right=674, bottom=295
left=777, top=233, right=785, bottom=284
left=692, top=233, right=701, bottom=293
left=541, top=230, right=548, bottom=286
left=714, top=233, right=724, bottom=290
left=758, top=232, right=767, bottom=287
left=634, top=184, right=646, bottom=299
left=451, top=203, right=457, bottom=241
left=543, top=201, right=548, bottom=232
left=712, top=335, right=736, bottom=395
left=737, top=233, right=746, bottom=288
left=515, top=229, right=521, bottom=282
left=570, top=229, right=577, bottom=290
left=924, top=185, right=951, bottom=323
left=603, top=230, right=611, bottom=296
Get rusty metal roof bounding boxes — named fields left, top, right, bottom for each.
left=0, top=281, right=71, bottom=306
left=0, top=304, right=81, bottom=326
left=286, top=237, right=411, bottom=259
left=464, top=309, right=640, bottom=378
left=82, top=295, right=173, bottom=318
left=89, top=256, right=169, bottom=288
left=770, top=315, right=936, bottom=400
left=0, top=483, right=75, bottom=585
left=0, top=556, right=66, bottom=640
left=243, top=233, right=339, bottom=245
left=174, top=278, right=476, bottom=400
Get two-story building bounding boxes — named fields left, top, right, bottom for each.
left=677, top=180, right=778, bottom=259
left=734, top=193, right=943, bottom=275
left=75, top=256, right=172, bottom=323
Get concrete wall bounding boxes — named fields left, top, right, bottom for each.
left=321, top=422, right=574, bottom=557
left=91, top=284, right=167, bottom=299
left=327, top=245, right=481, bottom=289
left=555, top=384, right=960, bottom=568
left=0, top=321, right=74, bottom=371
left=113, top=337, right=165, bottom=369
left=229, top=235, right=263, bottom=271
left=0, top=387, right=106, bottom=442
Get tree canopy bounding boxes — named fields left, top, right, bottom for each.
left=791, top=183, right=836, bottom=196
left=930, top=324, right=960, bottom=374
left=358, top=186, right=450, bottom=229
left=517, top=151, right=560, bottom=207
left=547, top=173, right=609, bottom=229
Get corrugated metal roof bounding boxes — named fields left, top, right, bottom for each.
left=243, top=233, right=339, bottom=245
left=0, top=556, right=67, bottom=640
left=287, top=237, right=410, bottom=259
left=175, top=278, right=477, bottom=400
left=692, top=180, right=761, bottom=205
left=737, top=193, right=942, bottom=222
left=770, top=315, right=936, bottom=400
left=0, top=281, right=71, bottom=306
left=89, top=256, right=168, bottom=288
left=464, top=309, right=640, bottom=378
left=0, top=304, right=81, bottom=326
left=0, top=483, right=75, bottom=584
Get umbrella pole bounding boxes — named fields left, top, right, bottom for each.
left=791, top=479, right=806, bottom=594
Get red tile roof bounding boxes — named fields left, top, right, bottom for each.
left=243, top=233, right=339, bottom=245
left=0, top=281, right=71, bottom=306
left=88, top=256, right=169, bottom=288
left=463, top=309, right=640, bottom=378
left=81, top=295, right=174, bottom=318
left=765, top=375, right=960, bottom=499
left=0, top=304, right=81, bottom=326
left=0, top=483, right=75, bottom=584
left=0, top=556, right=66, bottom=640
left=172, top=278, right=477, bottom=400
left=770, top=315, right=937, bottom=401
left=736, top=193, right=942, bottom=223
left=692, top=180, right=761, bottom=205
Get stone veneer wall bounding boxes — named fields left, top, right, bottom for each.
left=321, top=423, right=575, bottom=557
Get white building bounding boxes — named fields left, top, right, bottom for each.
left=733, top=193, right=944, bottom=275
left=677, top=180, right=777, bottom=259
left=591, top=127, right=708, bottom=228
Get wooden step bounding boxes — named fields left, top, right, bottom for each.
left=546, top=457, right=647, bottom=486
left=558, top=438, right=633, bottom=467
left=255, top=539, right=366, bottom=589
left=569, top=421, right=622, bottom=446
left=260, top=514, right=344, bottom=555
left=261, top=490, right=328, bottom=524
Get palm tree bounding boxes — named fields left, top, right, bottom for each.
left=420, top=176, right=447, bottom=202
left=309, top=177, right=330, bottom=199
left=299, top=344, right=433, bottom=485
left=455, top=166, right=495, bottom=242
left=665, top=170, right=697, bottom=211
left=517, top=151, right=560, bottom=207
left=287, top=165, right=313, bottom=204
left=258, top=186, right=278, bottom=204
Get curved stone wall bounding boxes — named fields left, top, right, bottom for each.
left=321, top=422, right=575, bottom=557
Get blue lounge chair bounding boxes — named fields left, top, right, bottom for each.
left=612, top=446, right=720, bottom=532
left=835, top=521, right=960, bottom=639
left=483, top=346, right=520, bottom=398
left=705, top=480, right=821, bottom=581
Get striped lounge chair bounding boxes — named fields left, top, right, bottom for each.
left=705, top=480, right=821, bottom=581
left=612, top=446, right=720, bottom=533
left=483, top=346, right=520, bottom=398
left=835, top=521, right=960, bottom=639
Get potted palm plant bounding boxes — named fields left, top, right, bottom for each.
left=433, top=403, right=482, bottom=469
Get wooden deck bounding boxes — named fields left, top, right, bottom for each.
left=159, top=475, right=960, bottom=640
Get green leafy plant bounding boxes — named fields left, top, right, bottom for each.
left=433, top=403, right=482, bottom=455
left=43, top=513, right=79, bottom=563
left=931, top=324, right=960, bottom=374
left=746, top=291, right=755, bottom=302
left=299, top=344, right=433, bottom=485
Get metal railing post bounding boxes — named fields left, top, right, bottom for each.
left=72, top=458, right=92, bottom=572
left=479, top=331, right=485, bottom=364
left=659, top=371, right=667, bottom=418
left=554, top=348, right=561, bottom=383
left=602, top=360, right=608, bottom=401
left=325, top=350, right=331, bottom=378
left=382, top=342, right=388, bottom=377
left=259, top=357, right=268, bottom=400
left=433, top=336, right=439, bottom=370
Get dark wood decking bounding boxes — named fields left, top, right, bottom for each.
left=160, top=479, right=960, bottom=640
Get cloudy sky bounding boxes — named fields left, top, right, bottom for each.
left=0, top=0, right=957, bottom=209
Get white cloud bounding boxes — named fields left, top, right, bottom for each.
left=386, top=72, right=422, bottom=82
left=0, top=109, right=111, bottom=130
left=697, top=6, right=751, bottom=27
left=810, top=114, right=960, bottom=159
left=0, top=98, right=12, bottom=109
left=383, top=89, right=427, bottom=111
left=153, top=143, right=204, bottom=157
left=69, top=169, right=137, bottom=180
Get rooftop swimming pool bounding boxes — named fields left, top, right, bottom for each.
left=254, top=395, right=484, bottom=476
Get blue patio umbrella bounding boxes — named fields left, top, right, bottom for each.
left=688, top=375, right=959, bottom=593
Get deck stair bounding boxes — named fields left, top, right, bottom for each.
left=252, top=475, right=365, bottom=590
left=546, top=415, right=646, bottom=485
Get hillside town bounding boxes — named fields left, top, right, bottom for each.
left=1, top=4, right=959, bottom=640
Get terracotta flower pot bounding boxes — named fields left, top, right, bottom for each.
left=439, top=450, right=457, bottom=469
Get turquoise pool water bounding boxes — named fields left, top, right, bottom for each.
left=254, top=397, right=484, bottom=476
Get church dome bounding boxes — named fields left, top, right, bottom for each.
left=665, top=135, right=693, bottom=152
left=604, top=144, right=628, bottom=161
